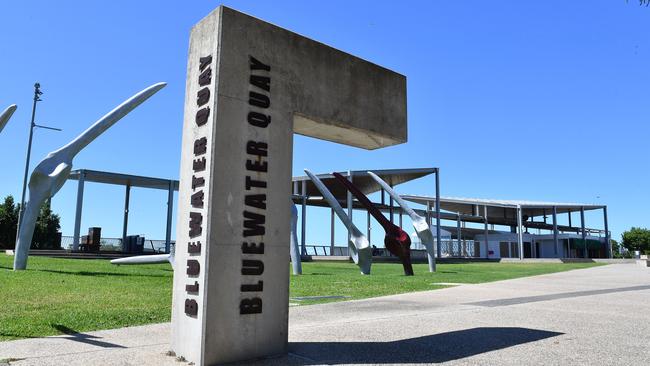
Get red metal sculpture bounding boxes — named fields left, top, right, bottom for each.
left=332, top=172, right=414, bottom=276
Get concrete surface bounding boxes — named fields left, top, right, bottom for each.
left=2, top=264, right=649, bottom=365
left=173, top=6, right=408, bottom=364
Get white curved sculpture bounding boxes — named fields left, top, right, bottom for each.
left=111, top=248, right=175, bottom=268
left=0, top=104, right=17, bottom=133
left=367, top=171, right=436, bottom=272
left=289, top=201, right=302, bottom=275
left=13, top=82, right=167, bottom=270
left=304, top=169, right=371, bottom=274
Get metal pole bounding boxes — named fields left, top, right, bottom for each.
left=552, top=206, right=559, bottom=256
left=603, top=206, right=610, bottom=258
left=347, top=171, right=353, bottom=243
left=301, top=180, right=307, bottom=256
left=16, top=83, right=42, bottom=241
left=566, top=210, right=572, bottom=258
left=484, top=205, right=489, bottom=258
left=72, top=170, right=85, bottom=251
left=389, top=185, right=394, bottom=223
left=456, top=214, right=461, bottom=257
left=435, top=169, right=442, bottom=258
left=367, top=211, right=371, bottom=245
left=165, top=180, right=174, bottom=253
left=517, top=206, right=524, bottom=260
left=122, top=184, right=131, bottom=246
left=330, top=208, right=335, bottom=256
left=399, top=208, right=403, bottom=229
left=581, top=206, right=587, bottom=258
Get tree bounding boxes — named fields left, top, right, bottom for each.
left=0, top=195, right=19, bottom=248
left=32, top=202, right=62, bottom=250
left=621, top=227, right=650, bottom=254
left=0, top=195, right=62, bottom=250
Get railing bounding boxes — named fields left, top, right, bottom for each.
left=60, top=236, right=173, bottom=253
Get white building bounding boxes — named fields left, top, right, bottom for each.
left=402, top=196, right=610, bottom=259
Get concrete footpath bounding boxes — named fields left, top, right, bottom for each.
left=1, top=264, right=649, bottom=365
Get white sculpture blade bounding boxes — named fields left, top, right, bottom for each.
left=0, top=104, right=17, bottom=134
left=289, top=201, right=302, bottom=275
left=304, top=169, right=371, bottom=274
left=13, top=83, right=167, bottom=270
left=367, top=171, right=436, bottom=272
left=111, top=252, right=174, bottom=268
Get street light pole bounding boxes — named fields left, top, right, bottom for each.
left=15, top=83, right=61, bottom=245
left=16, top=83, right=43, bottom=238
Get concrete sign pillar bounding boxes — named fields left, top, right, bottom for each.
left=171, top=6, right=406, bottom=365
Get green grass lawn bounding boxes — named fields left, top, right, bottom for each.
left=0, top=255, right=603, bottom=341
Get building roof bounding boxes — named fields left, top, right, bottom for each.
left=401, top=195, right=605, bottom=222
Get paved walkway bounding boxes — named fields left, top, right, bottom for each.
left=2, top=264, right=649, bottom=365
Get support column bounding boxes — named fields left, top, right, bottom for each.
left=165, top=180, right=174, bottom=254
left=552, top=205, right=559, bottom=257
left=456, top=214, right=461, bottom=257
left=330, top=208, right=335, bottom=256
left=122, top=184, right=131, bottom=249
left=72, top=170, right=85, bottom=251
left=566, top=210, right=571, bottom=258
left=581, top=206, right=587, bottom=258
left=347, top=171, right=353, bottom=243
left=301, top=180, right=307, bottom=256
left=484, top=205, right=489, bottom=258
left=517, top=206, right=524, bottom=260
left=604, top=206, right=611, bottom=258
left=367, top=211, right=371, bottom=246
left=398, top=209, right=402, bottom=229
left=389, top=185, right=394, bottom=223
left=435, top=169, right=442, bottom=259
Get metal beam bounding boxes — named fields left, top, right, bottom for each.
left=604, top=206, right=611, bottom=258
left=347, top=171, right=353, bottom=244
left=367, top=211, right=371, bottom=246
left=484, top=205, right=489, bottom=258
left=552, top=205, right=559, bottom=256
left=330, top=208, right=335, bottom=256
left=435, top=169, right=442, bottom=259
left=399, top=208, right=403, bottom=229
left=165, top=180, right=174, bottom=253
left=122, top=184, right=131, bottom=247
left=301, top=180, right=307, bottom=256
left=581, top=206, right=587, bottom=258
left=456, top=214, right=461, bottom=257
left=389, top=185, right=394, bottom=223
left=517, top=206, right=524, bottom=260
left=72, top=170, right=85, bottom=251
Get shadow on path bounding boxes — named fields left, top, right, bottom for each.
left=467, top=284, right=650, bottom=307
left=50, top=325, right=126, bottom=349
left=285, top=327, right=562, bottom=364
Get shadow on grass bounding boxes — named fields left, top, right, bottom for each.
left=33, top=268, right=171, bottom=278
left=285, top=327, right=562, bottom=364
left=50, top=324, right=126, bottom=349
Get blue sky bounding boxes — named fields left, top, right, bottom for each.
left=0, top=1, right=648, bottom=246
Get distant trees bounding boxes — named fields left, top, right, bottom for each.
left=621, top=227, right=650, bottom=254
left=0, top=196, right=19, bottom=248
left=0, top=195, right=62, bottom=250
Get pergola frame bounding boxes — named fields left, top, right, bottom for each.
left=290, top=167, right=441, bottom=257
left=68, top=169, right=179, bottom=253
